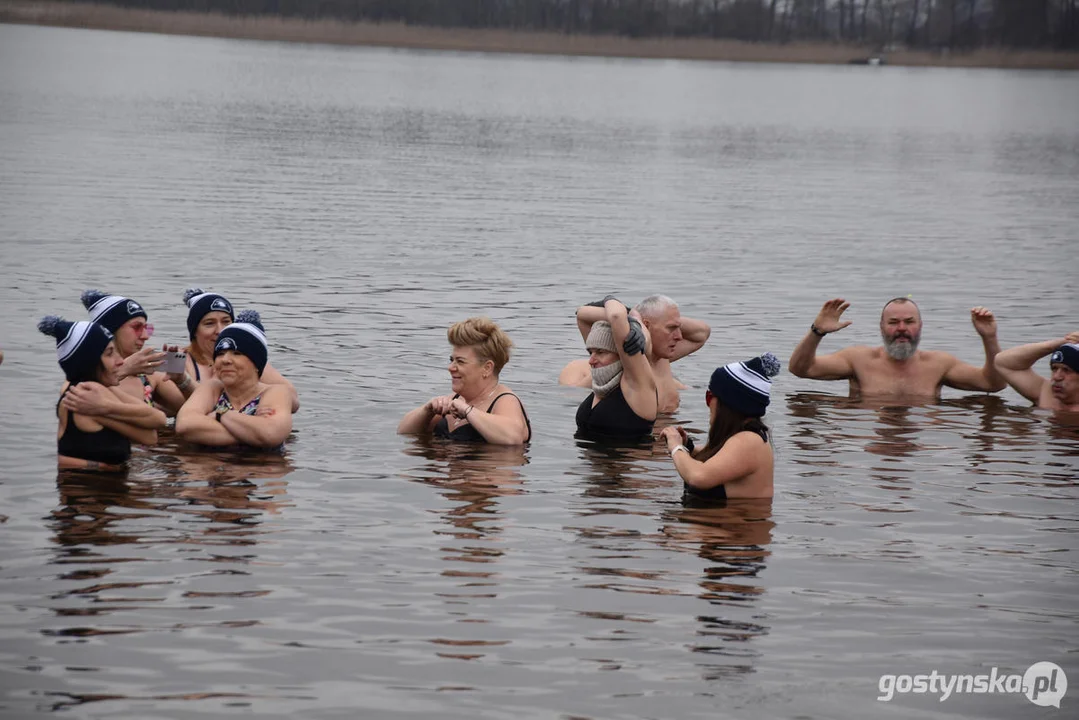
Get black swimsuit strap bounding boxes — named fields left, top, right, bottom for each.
left=487, top=393, right=533, bottom=442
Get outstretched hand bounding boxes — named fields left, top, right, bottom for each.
left=970, top=306, right=997, bottom=338
left=813, top=299, right=852, bottom=334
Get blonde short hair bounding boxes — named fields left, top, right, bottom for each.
left=447, top=317, right=514, bottom=374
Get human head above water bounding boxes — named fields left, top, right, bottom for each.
left=447, top=317, right=513, bottom=377
left=38, top=315, right=119, bottom=385
left=708, top=352, right=781, bottom=418
left=183, top=287, right=235, bottom=340
left=213, top=310, right=268, bottom=377
left=636, top=294, right=682, bottom=360
left=81, top=289, right=151, bottom=357
left=880, top=297, right=922, bottom=361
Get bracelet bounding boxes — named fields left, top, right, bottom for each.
left=465, top=405, right=474, bottom=417
left=215, top=409, right=226, bottom=423
left=810, top=324, right=829, bottom=337
left=671, top=444, right=689, bottom=458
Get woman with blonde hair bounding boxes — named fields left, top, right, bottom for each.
left=398, top=317, right=531, bottom=445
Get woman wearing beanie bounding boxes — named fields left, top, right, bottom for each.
left=398, top=317, right=531, bottom=444
left=180, top=288, right=300, bottom=413
left=81, top=289, right=188, bottom=415
left=575, top=296, right=658, bottom=441
left=661, top=353, right=780, bottom=500
left=38, top=316, right=167, bottom=471
left=176, top=310, right=294, bottom=449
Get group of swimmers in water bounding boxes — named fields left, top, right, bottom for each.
left=37, top=289, right=1079, bottom=501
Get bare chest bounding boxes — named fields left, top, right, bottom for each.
left=852, top=355, right=946, bottom=398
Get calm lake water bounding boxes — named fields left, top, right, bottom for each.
left=1, top=22, right=1078, bottom=719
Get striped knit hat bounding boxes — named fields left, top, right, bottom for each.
left=81, top=289, right=147, bottom=333
left=183, top=287, right=234, bottom=340
left=38, top=316, right=114, bottom=384
left=213, top=310, right=268, bottom=376
left=708, top=353, right=781, bottom=417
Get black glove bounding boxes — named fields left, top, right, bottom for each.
left=585, top=295, right=632, bottom=313
left=623, top=317, right=646, bottom=356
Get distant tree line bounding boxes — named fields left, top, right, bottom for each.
left=76, top=0, right=1079, bottom=50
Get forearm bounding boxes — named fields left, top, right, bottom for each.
left=220, top=412, right=290, bottom=448
left=103, top=398, right=168, bottom=428
left=995, top=339, right=1061, bottom=371
left=178, top=415, right=240, bottom=446
left=671, top=450, right=707, bottom=488
left=96, top=416, right=159, bottom=445
left=979, top=335, right=1007, bottom=390
left=789, top=332, right=823, bottom=377
left=398, top=405, right=435, bottom=434
left=680, top=317, right=711, bottom=343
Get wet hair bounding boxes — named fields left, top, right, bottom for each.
left=880, top=297, right=920, bottom=322
left=447, top=317, right=513, bottom=374
left=635, top=294, right=678, bottom=320
left=696, top=400, right=769, bottom=463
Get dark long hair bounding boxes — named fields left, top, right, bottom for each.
left=696, top=399, right=769, bottom=462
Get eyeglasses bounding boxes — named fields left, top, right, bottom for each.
left=129, top=322, right=154, bottom=338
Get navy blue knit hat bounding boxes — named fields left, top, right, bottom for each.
left=38, top=315, right=114, bottom=384
left=1050, top=343, right=1079, bottom=373
left=708, top=352, right=781, bottom=418
left=81, top=289, right=147, bottom=333
left=213, top=310, right=268, bottom=376
left=183, top=287, right=235, bottom=340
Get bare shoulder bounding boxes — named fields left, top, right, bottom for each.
left=839, top=345, right=877, bottom=363
left=917, top=349, right=961, bottom=368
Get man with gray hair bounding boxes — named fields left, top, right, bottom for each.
left=560, top=294, right=711, bottom=412
left=788, top=297, right=1006, bottom=400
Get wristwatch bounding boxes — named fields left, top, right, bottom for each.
left=215, top=409, right=226, bottom=423
left=810, top=324, right=829, bottom=337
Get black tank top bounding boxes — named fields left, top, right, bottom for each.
left=434, top=393, right=532, bottom=443
left=56, top=387, right=132, bottom=466
left=575, top=385, right=655, bottom=441
left=682, top=426, right=769, bottom=502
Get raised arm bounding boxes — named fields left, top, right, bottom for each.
left=993, top=336, right=1068, bottom=403
left=942, top=307, right=1007, bottom=392
left=607, top=299, right=657, bottom=419
left=176, top=381, right=241, bottom=446
left=670, top=316, right=710, bottom=361
left=789, top=299, right=856, bottom=380
left=217, top=386, right=293, bottom=449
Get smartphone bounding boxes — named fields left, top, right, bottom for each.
left=160, top=351, right=188, bottom=374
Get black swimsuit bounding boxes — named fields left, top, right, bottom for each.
left=56, top=387, right=131, bottom=466
left=575, top=385, right=655, bottom=442
left=682, top=426, right=769, bottom=503
left=434, top=393, right=532, bottom=443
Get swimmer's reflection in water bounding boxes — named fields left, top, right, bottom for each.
left=401, top=437, right=527, bottom=566
left=659, top=499, right=774, bottom=677
left=52, top=450, right=292, bottom=555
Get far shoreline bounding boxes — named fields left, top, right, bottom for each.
left=3, top=1, right=1079, bottom=70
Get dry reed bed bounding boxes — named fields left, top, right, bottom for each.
left=2, top=1, right=1078, bottom=69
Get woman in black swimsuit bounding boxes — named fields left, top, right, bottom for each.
left=39, top=316, right=166, bottom=472
left=176, top=311, right=294, bottom=449
left=661, top=353, right=779, bottom=501
left=398, top=317, right=531, bottom=444
left=574, top=297, right=658, bottom=442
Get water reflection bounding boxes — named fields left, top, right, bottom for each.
left=48, top=452, right=292, bottom=633
left=661, top=500, right=773, bottom=678
left=400, top=439, right=526, bottom=660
